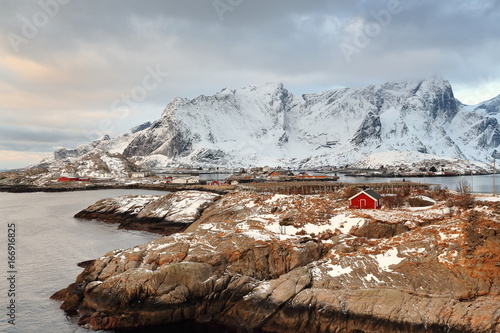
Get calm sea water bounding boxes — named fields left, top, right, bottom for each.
left=204, top=172, right=500, bottom=194
left=0, top=190, right=238, bottom=333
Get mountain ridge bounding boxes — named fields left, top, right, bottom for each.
left=39, top=77, right=500, bottom=170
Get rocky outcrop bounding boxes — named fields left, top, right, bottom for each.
left=74, top=190, right=220, bottom=235
left=350, top=112, right=382, bottom=146
left=54, top=191, right=500, bottom=332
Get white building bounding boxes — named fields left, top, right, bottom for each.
left=171, top=174, right=200, bottom=184
left=131, top=172, right=150, bottom=178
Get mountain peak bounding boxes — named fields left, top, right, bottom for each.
left=131, top=122, right=152, bottom=134
left=418, top=76, right=453, bottom=91
left=236, top=82, right=289, bottom=101
left=474, top=94, right=500, bottom=114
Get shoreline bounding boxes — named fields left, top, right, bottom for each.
left=0, top=183, right=233, bottom=194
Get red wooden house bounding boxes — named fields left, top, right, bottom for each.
left=349, top=189, right=382, bottom=209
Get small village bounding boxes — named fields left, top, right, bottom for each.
left=51, top=166, right=340, bottom=186
left=51, top=159, right=493, bottom=185
left=224, top=167, right=339, bottom=184
left=45, top=151, right=494, bottom=186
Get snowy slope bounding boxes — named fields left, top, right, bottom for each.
left=36, top=78, right=500, bottom=170
left=34, top=127, right=146, bottom=178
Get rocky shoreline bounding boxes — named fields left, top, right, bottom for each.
left=74, top=209, right=190, bottom=236
left=0, top=182, right=232, bottom=194
left=53, top=189, right=500, bottom=332
left=74, top=191, right=221, bottom=235
left=0, top=184, right=114, bottom=193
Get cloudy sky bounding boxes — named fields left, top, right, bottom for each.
left=1, top=0, right=499, bottom=169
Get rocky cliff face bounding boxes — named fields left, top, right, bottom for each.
left=53, top=190, right=500, bottom=332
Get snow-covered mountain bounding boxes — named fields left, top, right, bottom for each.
left=35, top=130, right=144, bottom=179
left=38, top=77, right=500, bottom=170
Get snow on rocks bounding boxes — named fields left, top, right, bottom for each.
left=374, top=248, right=404, bottom=272
left=323, top=263, right=353, bottom=277
left=354, top=205, right=446, bottom=224
left=137, top=190, right=220, bottom=223
left=114, top=195, right=161, bottom=214
left=328, top=213, right=366, bottom=233
left=196, top=192, right=368, bottom=242
left=74, top=191, right=221, bottom=236
left=100, top=154, right=130, bottom=177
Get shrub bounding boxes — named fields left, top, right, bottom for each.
left=455, top=179, right=475, bottom=209
left=343, top=186, right=360, bottom=199
left=456, top=179, right=471, bottom=194
left=382, top=195, right=397, bottom=208
left=429, top=185, right=449, bottom=201
left=382, top=192, right=406, bottom=208
left=455, top=194, right=475, bottom=209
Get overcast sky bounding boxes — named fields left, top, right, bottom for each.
left=1, top=0, right=500, bottom=169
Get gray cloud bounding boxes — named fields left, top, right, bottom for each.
left=1, top=0, right=499, bottom=168
left=0, top=124, right=85, bottom=152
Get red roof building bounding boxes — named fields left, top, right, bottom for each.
left=58, top=176, right=79, bottom=182
left=349, top=189, right=382, bottom=209
left=57, top=176, right=89, bottom=182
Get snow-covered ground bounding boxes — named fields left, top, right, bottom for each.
left=475, top=195, right=500, bottom=202
left=142, top=191, right=220, bottom=223
left=191, top=188, right=500, bottom=283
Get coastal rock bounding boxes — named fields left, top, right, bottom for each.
left=54, top=191, right=500, bottom=332
left=74, top=190, right=220, bottom=235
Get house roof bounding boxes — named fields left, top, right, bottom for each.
left=349, top=189, right=383, bottom=201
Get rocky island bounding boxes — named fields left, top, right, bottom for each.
left=52, top=188, right=500, bottom=332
